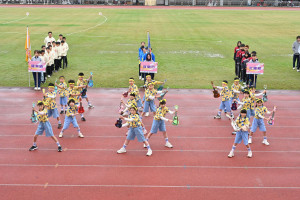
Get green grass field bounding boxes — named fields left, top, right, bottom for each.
left=0, top=7, right=299, bottom=89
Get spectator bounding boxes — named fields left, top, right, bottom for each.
left=31, top=50, right=42, bottom=91
left=248, top=51, right=259, bottom=87
left=44, top=31, right=56, bottom=46
left=292, top=35, right=300, bottom=72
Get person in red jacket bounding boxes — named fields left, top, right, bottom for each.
left=236, top=44, right=245, bottom=78
left=234, top=41, right=242, bottom=76
left=241, top=52, right=251, bottom=84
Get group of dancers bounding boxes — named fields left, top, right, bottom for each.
left=212, top=78, right=276, bottom=158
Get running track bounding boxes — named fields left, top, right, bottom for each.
left=0, top=87, right=299, bottom=200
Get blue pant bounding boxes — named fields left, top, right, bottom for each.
left=246, top=109, right=251, bottom=119
left=249, top=109, right=255, bottom=116
left=234, top=131, right=249, bottom=145
left=63, top=116, right=79, bottom=130
left=32, top=72, right=41, bottom=87
left=251, top=118, right=266, bottom=132
left=35, top=121, right=54, bottom=137
left=60, top=97, right=68, bottom=106
left=150, top=119, right=166, bottom=134
left=143, top=100, right=156, bottom=112
left=137, top=99, right=143, bottom=108
left=126, top=127, right=146, bottom=142
left=219, top=100, right=231, bottom=112
left=48, top=108, right=59, bottom=119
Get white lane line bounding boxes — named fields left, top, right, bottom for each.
left=1, top=15, right=28, bottom=25
left=66, top=15, right=107, bottom=36
left=0, top=163, right=300, bottom=169
left=0, top=183, right=300, bottom=189
left=0, top=113, right=298, bottom=119
left=0, top=148, right=300, bottom=153
left=0, top=123, right=299, bottom=128
left=1, top=135, right=300, bottom=140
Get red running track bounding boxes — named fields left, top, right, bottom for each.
left=0, top=87, right=300, bottom=200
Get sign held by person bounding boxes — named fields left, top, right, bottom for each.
left=246, top=63, right=264, bottom=74
left=28, top=61, right=46, bottom=72
left=140, top=62, right=158, bottom=73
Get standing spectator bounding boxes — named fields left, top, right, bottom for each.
left=234, top=41, right=242, bottom=76
left=54, top=42, right=61, bottom=72
left=241, top=52, right=251, bottom=84
left=149, top=48, right=155, bottom=62
left=61, top=40, right=67, bottom=69
left=292, top=36, right=300, bottom=72
left=144, top=53, right=155, bottom=80
left=31, top=50, right=42, bottom=91
left=138, top=42, right=145, bottom=80
left=45, top=47, right=54, bottom=78
left=248, top=51, right=259, bottom=87
left=139, top=47, right=147, bottom=81
left=235, top=44, right=245, bottom=78
left=57, top=34, right=63, bottom=42
left=44, top=31, right=56, bottom=46
left=62, top=37, right=69, bottom=67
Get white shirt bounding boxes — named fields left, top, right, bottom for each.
left=44, top=36, right=56, bottom=46
left=60, top=44, right=67, bottom=56
left=64, top=42, right=69, bottom=55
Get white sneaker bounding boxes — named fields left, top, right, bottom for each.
left=143, top=143, right=147, bottom=148
left=117, top=147, right=126, bottom=154
left=78, top=132, right=84, bottom=138
left=139, top=76, right=142, bottom=80
left=165, top=141, right=173, bottom=148
left=142, top=78, right=144, bottom=81
left=293, top=67, right=296, bottom=70
left=146, top=148, right=152, bottom=156
left=228, top=151, right=234, bottom=158
left=34, top=87, right=38, bottom=90
left=248, top=138, right=252, bottom=144
left=297, top=70, right=300, bottom=72
left=48, top=75, right=51, bottom=78
left=214, top=115, right=221, bottom=119
left=262, top=140, right=270, bottom=145
left=145, top=112, right=149, bottom=117
left=247, top=151, right=252, bottom=158
left=59, top=132, right=63, bottom=138
left=37, top=87, right=41, bottom=90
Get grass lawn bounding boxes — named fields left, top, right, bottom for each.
left=0, top=7, right=299, bottom=89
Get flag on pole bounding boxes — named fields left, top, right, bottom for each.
left=147, top=31, right=151, bottom=52
left=25, top=26, right=31, bottom=62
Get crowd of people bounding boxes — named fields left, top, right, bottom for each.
left=28, top=38, right=280, bottom=159
left=29, top=71, right=93, bottom=152
left=30, top=31, right=69, bottom=90
left=233, top=41, right=260, bottom=87
left=209, top=41, right=278, bottom=158
left=138, top=41, right=156, bottom=81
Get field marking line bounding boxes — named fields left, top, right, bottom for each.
left=1, top=163, right=300, bottom=170
left=1, top=14, right=28, bottom=25
left=0, top=147, right=300, bottom=153
left=0, top=135, right=300, bottom=140
left=66, top=14, right=107, bottom=36
left=0, top=183, right=300, bottom=189
left=0, top=13, right=107, bottom=37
